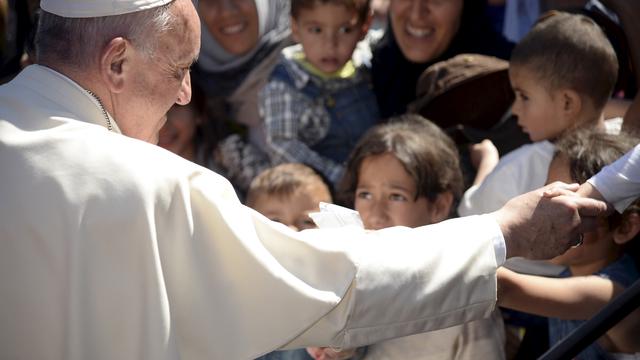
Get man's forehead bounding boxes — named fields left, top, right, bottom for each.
left=167, top=5, right=201, bottom=65
left=40, top=0, right=174, bottom=17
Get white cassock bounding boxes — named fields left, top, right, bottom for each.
left=0, top=65, right=502, bottom=360
left=589, top=143, right=640, bottom=213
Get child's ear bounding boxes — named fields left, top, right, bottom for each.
left=613, top=212, right=640, bottom=245
left=290, top=16, right=301, bottom=43
left=359, top=12, right=373, bottom=41
left=429, top=191, right=454, bottom=223
left=560, top=89, right=582, bottom=119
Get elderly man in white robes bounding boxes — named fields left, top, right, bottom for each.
left=0, top=0, right=608, bottom=359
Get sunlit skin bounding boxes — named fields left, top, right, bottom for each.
left=249, top=185, right=332, bottom=231
left=157, top=104, right=201, bottom=161
left=291, top=3, right=369, bottom=74
left=389, top=0, right=463, bottom=63
left=509, top=65, right=575, bottom=142
left=198, top=0, right=260, bottom=56
left=355, top=153, right=445, bottom=229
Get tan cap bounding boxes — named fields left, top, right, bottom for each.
left=40, top=0, right=174, bottom=18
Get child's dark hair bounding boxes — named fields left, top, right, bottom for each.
left=246, top=163, right=332, bottom=207
left=510, top=11, right=618, bottom=111
left=338, top=114, right=463, bottom=211
left=553, top=128, right=637, bottom=186
left=291, top=0, right=370, bottom=23
left=553, top=128, right=640, bottom=257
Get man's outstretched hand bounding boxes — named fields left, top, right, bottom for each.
left=493, top=182, right=609, bottom=260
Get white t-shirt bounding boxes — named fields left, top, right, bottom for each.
left=459, top=118, right=623, bottom=217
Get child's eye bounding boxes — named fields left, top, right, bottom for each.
left=308, top=26, right=322, bottom=34
left=339, top=26, right=354, bottom=34
left=517, top=92, right=529, bottom=101
left=389, top=193, right=407, bottom=202
left=356, top=190, right=372, bottom=200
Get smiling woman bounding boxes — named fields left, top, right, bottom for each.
left=371, top=0, right=514, bottom=119
left=193, top=0, right=291, bottom=140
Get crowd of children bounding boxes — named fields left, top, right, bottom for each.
left=155, top=2, right=640, bottom=357
left=4, top=0, right=634, bottom=358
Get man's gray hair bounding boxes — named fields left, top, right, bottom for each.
left=35, top=4, right=175, bottom=70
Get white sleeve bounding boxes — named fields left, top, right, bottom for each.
left=164, top=171, right=502, bottom=359
left=588, top=144, right=640, bottom=213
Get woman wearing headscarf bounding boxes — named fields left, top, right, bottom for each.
left=371, top=0, right=514, bottom=119
left=192, top=0, right=292, bottom=193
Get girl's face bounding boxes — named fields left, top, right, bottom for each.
left=354, top=153, right=441, bottom=230
left=389, top=0, right=463, bottom=63
left=198, top=0, right=260, bottom=56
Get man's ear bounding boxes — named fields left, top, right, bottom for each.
left=100, top=37, right=129, bottom=93
left=429, top=191, right=454, bottom=224
left=613, top=212, right=640, bottom=245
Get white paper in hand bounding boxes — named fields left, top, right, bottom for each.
left=309, top=202, right=364, bottom=229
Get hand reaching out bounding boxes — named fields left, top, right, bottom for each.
left=493, top=182, right=609, bottom=259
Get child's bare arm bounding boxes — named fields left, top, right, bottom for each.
left=469, top=139, right=499, bottom=187
left=497, top=267, right=619, bottom=320
left=605, top=297, right=640, bottom=353
left=498, top=267, right=640, bottom=353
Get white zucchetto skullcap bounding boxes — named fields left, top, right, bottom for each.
left=40, top=0, right=174, bottom=18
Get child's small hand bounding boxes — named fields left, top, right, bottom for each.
left=469, top=139, right=499, bottom=171
left=306, top=347, right=358, bottom=360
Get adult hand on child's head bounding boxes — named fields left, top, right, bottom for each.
left=306, top=347, right=359, bottom=360
left=493, top=182, right=609, bottom=260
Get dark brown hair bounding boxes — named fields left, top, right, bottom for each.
left=338, top=114, right=463, bottom=210
left=291, top=0, right=370, bottom=23
left=510, top=11, right=618, bottom=111
left=553, top=128, right=640, bottom=239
